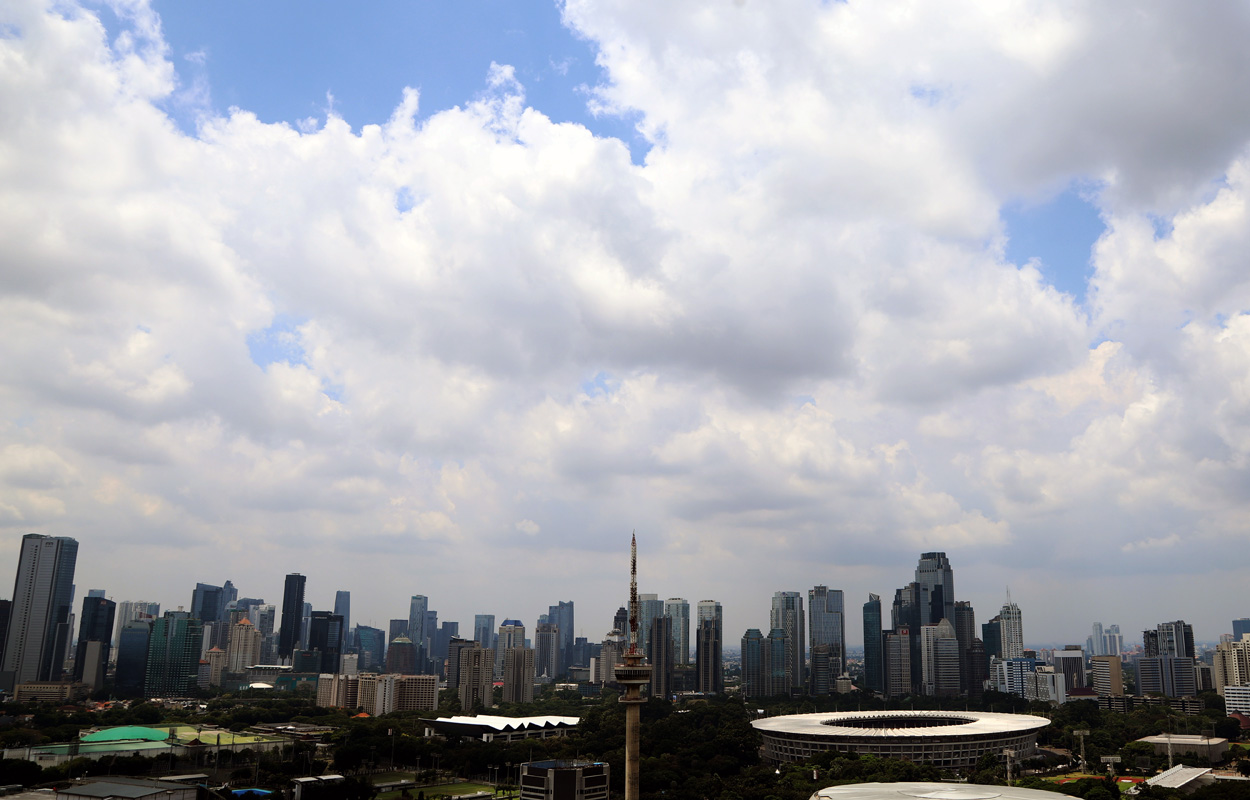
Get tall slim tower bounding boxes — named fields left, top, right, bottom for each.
left=278, top=573, right=306, bottom=660
left=862, top=593, right=883, bottom=695
left=664, top=598, right=690, bottom=666
left=334, top=591, right=352, bottom=649
left=1, top=534, right=79, bottom=691
left=695, top=600, right=723, bottom=693
left=615, top=534, right=651, bottom=800
left=915, top=552, right=955, bottom=625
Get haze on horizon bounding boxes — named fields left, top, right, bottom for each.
left=2, top=0, right=1249, bottom=647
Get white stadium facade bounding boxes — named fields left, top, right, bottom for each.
left=809, top=783, right=1072, bottom=800
left=752, top=711, right=1050, bottom=771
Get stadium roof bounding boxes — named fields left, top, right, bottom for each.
left=755, top=710, right=1049, bottom=739
left=811, top=783, right=1073, bottom=800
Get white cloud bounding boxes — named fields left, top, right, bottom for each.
left=1, top=0, right=1249, bottom=641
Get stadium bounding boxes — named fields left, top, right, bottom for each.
left=752, top=711, right=1049, bottom=770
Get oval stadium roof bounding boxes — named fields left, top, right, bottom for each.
left=80, top=726, right=170, bottom=743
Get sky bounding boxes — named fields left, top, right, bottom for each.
left=3, top=0, right=1250, bottom=651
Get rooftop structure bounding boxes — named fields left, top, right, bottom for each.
left=420, top=715, right=579, bottom=743
left=753, top=710, right=1048, bottom=770
left=809, top=783, right=1075, bottom=800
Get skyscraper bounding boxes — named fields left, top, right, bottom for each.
left=1234, top=618, right=1250, bottom=642
left=458, top=646, right=494, bottom=711
left=115, top=619, right=151, bottom=696
left=334, top=591, right=351, bottom=649
left=548, top=601, right=574, bottom=673
left=355, top=625, right=385, bottom=671
left=408, top=595, right=429, bottom=666
left=278, top=573, right=306, bottom=660
left=473, top=614, right=495, bottom=649
left=535, top=622, right=559, bottom=679
left=191, top=583, right=224, bottom=623
left=1155, top=620, right=1195, bottom=658
left=145, top=611, right=203, bottom=697
left=915, top=552, right=955, bottom=625
left=496, top=619, right=525, bottom=677
left=648, top=615, right=673, bottom=699
left=741, top=628, right=764, bottom=698
left=307, top=611, right=344, bottom=673
left=73, top=595, right=115, bottom=688
left=770, top=591, right=805, bottom=692
left=664, top=598, right=690, bottom=666
left=999, top=598, right=1023, bottom=660
left=1, top=534, right=78, bottom=691
left=634, top=594, right=663, bottom=655
left=695, top=600, right=722, bottom=694
left=808, top=585, right=845, bottom=676
left=862, top=593, right=883, bottom=695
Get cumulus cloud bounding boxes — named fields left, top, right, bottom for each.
left=1, top=0, right=1248, bottom=640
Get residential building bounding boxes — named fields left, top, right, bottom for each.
left=999, top=600, right=1024, bottom=660
left=459, top=646, right=494, bottom=711
left=503, top=647, right=536, bottom=704
left=1, top=534, right=78, bottom=691
left=695, top=600, right=722, bottom=694
left=920, top=620, right=960, bottom=697
left=1138, top=656, right=1197, bottom=698
left=227, top=618, right=262, bottom=673
left=883, top=629, right=911, bottom=699
left=1213, top=638, right=1250, bottom=695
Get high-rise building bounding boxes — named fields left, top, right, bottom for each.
left=73, top=596, right=115, bottom=688
left=226, top=618, right=262, bottom=673
left=1053, top=647, right=1086, bottom=691
left=953, top=601, right=976, bottom=695
left=764, top=628, right=792, bottom=696
left=613, top=606, right=629, bottom=637
left=408, top=596, right=429, bottom=666
left=695, top=601, right=722, bottom=694
left=862, top=594, right=883, bottom=695
left=741, top=629, right=764, bottom=698
left=458, top=646, right=494, bottom=711
left=1091, top=655, right=1123, bottom=697
left=446, top=637, right=474, bottom=690
left=999, top=599, right=1023, bottom=659
left=1138, top=655, right=1196, bottom=698
left=808, top=586, right=845, bottom=679
left=883, top=628, right=911, bottom=698
left=648, top=615, right=673, bottom=699
left=355, top=625, right=385, bottom=672
left=115, top=619, right=151, bottom=696
left=1155, top=620, right=1195, bottom=658
left=307, top=611, right=344, bottom=673
left=113, top=601, right=160, bottom=651
left=145, top=611, right=203, bottom=697
left=1088, top=623, right=1106, bottom=657
left=334, top=591, right=351, bottom=650
left=770, top=591, right=805, bottom=692
left=535, top=623, right=560, bottom=679
left=810, top=644, right=834, bottom=695
left=1104, top=624, right=1123, bottom=656
left=278, top=574, right=306, bottom=660
left=920, top=620, right=959, bottom=697
left=548, top=601, right=574, bottom=673
left=1213, top=639, right=1250, bottom=694
left=633, top=594, right=663, bottom=656
left=503, top=647, right=535, bottom=704
left=386, top=636, right=417, bottom=674
left=191, top=583, right=223, bottom=623
left=664, top=599, right=690, bottom=666
left=473, top=615, right=495, bottom=648
left=915, top=552, right=955, bottom=626
left=497, top=619, right=526, bottom=677
left=1234, top=619, right=1250, bottom=642
left=1, top=534, right=79, bottom=691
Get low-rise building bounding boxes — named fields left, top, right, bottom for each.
left=520, top=760, right=608, bottom=800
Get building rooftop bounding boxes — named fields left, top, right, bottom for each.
left=810, top=782, right=1073, bottom=800
left=1146, top=765, right=1213, bottom=790
left=754, top=711, right=1049, bottom=739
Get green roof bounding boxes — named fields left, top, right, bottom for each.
left=80, top=726, right=171, bottom=743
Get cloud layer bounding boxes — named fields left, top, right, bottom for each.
left=2, top=0, right=1249, bottom=643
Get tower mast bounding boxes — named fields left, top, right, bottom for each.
left=616, top=531, right=651, bottom=800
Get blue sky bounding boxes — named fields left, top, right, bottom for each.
left=143, top=0, right=649, bottom=160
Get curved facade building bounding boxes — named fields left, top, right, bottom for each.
left=753, top=711, right=1048, bottom=770
left=810, top=782, right=1070, bottom=800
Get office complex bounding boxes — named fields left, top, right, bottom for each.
left=474, top=614, right=495, bottom=649
left=664, top=598, right=690, bottom=666
left=862, top=593, right=883, bottom=695
left=770, top=591, right=805, bottom=693
left=408, top=595, right=429, bottom=667
left=1, top=534, right=79, bottom=691
left=278, top=573, right=306, bottom=660
left=547, top=601, right=574, bottom=673
left=73, top=595, right=115, bottom=689
left=145, top=611, right=203, bottom=697
left=334, top=590, right=351, bottom=649
left=915, top=552, right=955, bottom=626
left=809, top=585, right=845, bottom=678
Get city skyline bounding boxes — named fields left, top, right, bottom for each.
left=3, top=536, right=1245, bottom=658
left=4, top=2, right=1250, bottom=646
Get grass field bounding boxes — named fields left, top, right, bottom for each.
left=375, top=783, right=497, bottom=800
left=161, top=725, right=284, bottom=745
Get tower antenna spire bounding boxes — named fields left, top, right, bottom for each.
left=629, top=530, right=639, bottom=655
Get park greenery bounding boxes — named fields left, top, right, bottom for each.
left=0, top=685, right=1244, bottom=800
